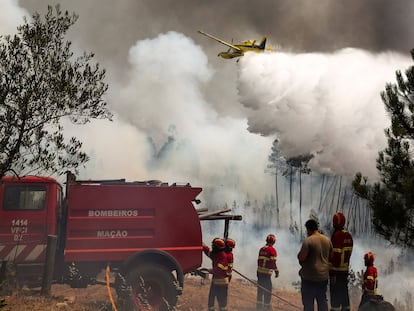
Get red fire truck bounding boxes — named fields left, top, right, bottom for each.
left=0, top=172, right=240, bottom=310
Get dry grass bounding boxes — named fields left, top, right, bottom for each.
left=1, top=276, right=303, bottom=311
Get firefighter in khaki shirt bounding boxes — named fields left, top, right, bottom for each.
left=203, top=238, right=229, bottom=311
left=256, top=234, right=279, bottom=310
left=329, top=212, right=353, bottom=311
left=298, top=219, right=333, bottom=311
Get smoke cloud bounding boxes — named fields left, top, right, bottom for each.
left=238, top=49, right=411, bottom=180
left=0, top=0, right=28, bottom=35
left=117, top=31, right=214, bottom=150
left=20, top=0, right=414, bottom=55
left=62, top=30, right=275, bottom=203
left=15, top=0, right=414, bottom=183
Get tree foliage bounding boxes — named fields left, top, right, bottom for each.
left=267, top=139, right=286, bottom=173
left=353, top=49, right=414, bottom=247
left=266, top=138, right=313, bottom=176
left=0, top=5, right=112, bottom=179
left=285, top=153, right=313, bottom=175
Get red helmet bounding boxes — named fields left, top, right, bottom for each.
left=333, top=212, right=346, bottom=229
left=226, top=238, right=236, bottom=249
left=212, top=238, right=225, bottom=250
left=364, top=251, right=375, bottom=265
left=266, top=234, right=276, bottom=245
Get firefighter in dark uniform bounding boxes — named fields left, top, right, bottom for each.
left=256, top=234, right=279, bottom=310
left=224, top=238, right=235, bottom=282
left=329, top=212, right=353, bottom=311
left=203, top=238, right=229, bottom=311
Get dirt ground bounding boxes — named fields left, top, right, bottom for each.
left=1, top=275, right=304, bottom=311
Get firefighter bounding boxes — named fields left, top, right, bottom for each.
left=256, top=234, right=279, bottom=310
left=203, top=238, right=229, bottom=311
left=298, top=219, right=332, bottom=311
left=329, top=212, right=353, bottom=311
left=224, top=238, right=235, bottom=282
left=359, top=251, right=378, bottom=308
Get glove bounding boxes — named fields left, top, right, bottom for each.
left=274, top=270, right=279, bottom=278
left=330, top=275, right=336, bottom=285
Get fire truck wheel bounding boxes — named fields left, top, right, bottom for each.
left=125, top=264, right=178, bottom=311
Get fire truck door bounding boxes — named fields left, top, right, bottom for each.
left=0, top=184, right=49, bottom=263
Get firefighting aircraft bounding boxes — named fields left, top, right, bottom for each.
left=198, top=30, right=268, bottom=59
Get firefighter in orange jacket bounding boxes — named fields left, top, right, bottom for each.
left=203, top=238, right=229, bottom=311
left=224, top=238, right=235, bottom=282
left=329, top=212, right=353, bottom=311
left=256, top=234, right=279, bottom=310
left=359, top=251, right=378, bottom=308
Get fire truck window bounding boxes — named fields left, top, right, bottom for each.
left=3, top=185, right=46, bottom=210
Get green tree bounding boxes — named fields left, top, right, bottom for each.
left=0, top=5, right=112, bottom=179
left=353, top=49, right=414, bottom=247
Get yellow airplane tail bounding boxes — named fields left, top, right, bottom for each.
left=258, top=37, right=267, bottom=50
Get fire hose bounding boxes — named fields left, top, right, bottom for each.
left=105, top=264, right=119, bottom=311
left=104, top=264, right=301, bottom=310
left=232, top=268, right=301, bottom=310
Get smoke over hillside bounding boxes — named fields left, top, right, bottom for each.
left=2, top=2, right=413, bottom=184
left=6, top=0, right=411, bottom=185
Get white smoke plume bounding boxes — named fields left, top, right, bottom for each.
left=61, top=31, right=275, bottom=204
left=116, top=31, right=214, bottom=150
left=238, top=50, right=412, bottom=180
left=0, top=0, right=29, bottom=35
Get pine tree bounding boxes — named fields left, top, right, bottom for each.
left=286, top=154, right=313, bottom=238
left=0, top=5, right=112, bottom=179
left=353, top=49, right=414, bottom=247
left=266, top=139, right=287, bottom=228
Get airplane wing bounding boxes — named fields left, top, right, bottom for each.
left=198, top=30, right=242, bottom=52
